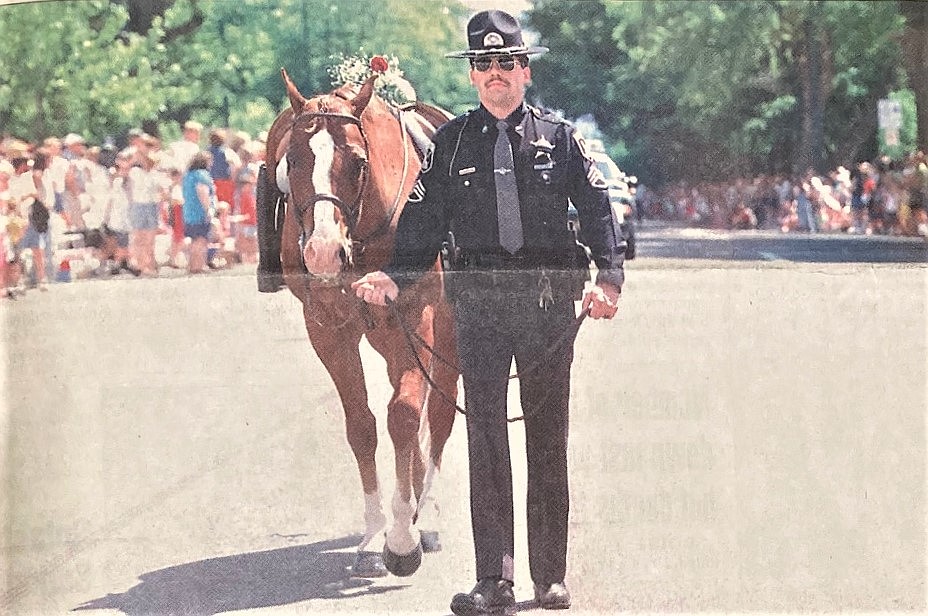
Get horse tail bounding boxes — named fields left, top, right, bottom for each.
left=257, top=108, right=294, bottom=293
left=413, top=293, right=458, bottom=524
left=256, top=162, right=285, bottom=292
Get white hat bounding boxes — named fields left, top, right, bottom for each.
left=63, top=133, right=85, bottom=147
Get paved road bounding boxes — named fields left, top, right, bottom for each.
left=2, top=228, right=925, bottom=615
left=634, top=220, right=928, bottom=264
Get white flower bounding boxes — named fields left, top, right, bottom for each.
left=328, top=51, right=417, bottom=106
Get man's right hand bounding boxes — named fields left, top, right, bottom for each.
left=351, top=271, right=399, bottom=306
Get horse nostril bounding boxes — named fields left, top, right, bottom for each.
left=339, top=246, right=352, bottom=266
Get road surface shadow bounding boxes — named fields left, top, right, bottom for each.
left=74, top=535, right=406, bottom=615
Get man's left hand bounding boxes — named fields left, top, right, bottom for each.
left=581, top=283, right=620, bottom=320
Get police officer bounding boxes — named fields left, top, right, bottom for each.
left=352, top=9, right=624, bottom=614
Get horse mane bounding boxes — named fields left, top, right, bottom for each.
left=331, top=81, right=452, bottom=127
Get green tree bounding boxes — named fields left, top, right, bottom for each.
left=899, top=0, right=928, bottom=151
left=264, top=0, right=473, bottom=116
left=0, top=1, right=149, bottom=140
left=527, top=0, right=913, bottom=185
left=0, top=0, right=474, bottom=145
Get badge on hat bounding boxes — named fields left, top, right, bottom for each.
left=483, top=32, right=504, bottom=48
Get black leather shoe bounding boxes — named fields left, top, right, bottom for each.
left=534, top=581, right=571, bottom=609
left=450, top=578, right=515, bottom=616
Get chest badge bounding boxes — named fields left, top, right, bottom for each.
left=530, top=135, right=554, bottom=152
left=531, top=135, right=555, bottom=170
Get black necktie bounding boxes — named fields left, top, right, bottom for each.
left=494, top=119, right=523, bottom=254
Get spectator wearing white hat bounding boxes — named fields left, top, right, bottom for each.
left=10, top=151, right=51, bottom=290
left=166, top=120, right=202, bottom=172
left=127, top=148, right=168, bottom=276
left=62, top=133, right=92, bottom=230
left=62, top=133, right=85, bottom=159
left=42, top=137, right=70, bottom=213
left=103, top=148, right=136, bottom=274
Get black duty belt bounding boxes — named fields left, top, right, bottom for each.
left=458, top=249, right=569, bottom=271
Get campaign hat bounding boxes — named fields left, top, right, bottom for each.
left=445, top=10, right=548, bottom=58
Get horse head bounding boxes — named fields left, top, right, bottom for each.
left=281, top=68, right=377, bottom=281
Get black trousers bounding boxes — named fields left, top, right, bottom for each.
left=450, top=271, right=578, bottom=585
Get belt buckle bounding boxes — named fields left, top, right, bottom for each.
left=537, top=271, right=553, bottom=311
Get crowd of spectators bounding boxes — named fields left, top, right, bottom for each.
left=637, top=151, right=928, bottom=238
left=0, top=122, right=263, bottom=299
left=4, top=123, right=927, bottom=301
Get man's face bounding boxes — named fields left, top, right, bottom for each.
left=469, top=54, right=531, bottom=111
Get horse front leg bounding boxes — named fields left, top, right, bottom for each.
left=367, top=320, right=433, bottom=577
left=305, top=320, right=386, bottom=577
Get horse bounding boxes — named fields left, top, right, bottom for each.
left=259, top=66, right=459, bottom=578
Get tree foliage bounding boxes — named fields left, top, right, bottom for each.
left=0, top=0, right=473, bottom=145
left=1, top=0, right=923, bottom=189
left=527, top=0, right=922, bottom=186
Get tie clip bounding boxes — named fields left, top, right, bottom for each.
left=458, top=167, right=476, bottom=176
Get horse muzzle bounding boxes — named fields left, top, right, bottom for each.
left=302, top=234, right=351, bottom=279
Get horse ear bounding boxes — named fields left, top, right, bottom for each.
left=351, top=75, right=377, bottom=118
left=281, top=68, right=307, bottom=113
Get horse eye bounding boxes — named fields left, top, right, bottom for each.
left=348, top=145, right=368, bottom=164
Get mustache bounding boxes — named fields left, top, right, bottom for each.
left=487, top=77, right=509, bottom=86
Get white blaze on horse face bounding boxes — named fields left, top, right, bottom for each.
left=303, top=128, right=344, bottom=276
left=309, top=129, right=339, bottom=236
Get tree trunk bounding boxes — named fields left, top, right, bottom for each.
left=899, top=1, right=928, bottom=151
left=33, top=90, right=45, bottom=139
left=796, top=1, right=829, bottom=174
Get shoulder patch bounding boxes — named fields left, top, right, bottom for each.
left=421, top=142, right=434, bottom=174
left=587, top=165, right=608, bottom=190
left=408, top=178, right=426, bottom=203
left=573, top=131, right=590, bottom=160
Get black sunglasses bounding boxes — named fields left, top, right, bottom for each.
left=470, top=55, right=527, bottom=72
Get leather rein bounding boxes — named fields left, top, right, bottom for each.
left=387, top=297, right=591, bottom=423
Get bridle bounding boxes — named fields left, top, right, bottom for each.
left=287, top=103, right=412, bottom=272
left=288, top=109, right=370, bottom=242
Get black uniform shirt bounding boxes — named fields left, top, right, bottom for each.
left=386, top=102, right=625, bottom=290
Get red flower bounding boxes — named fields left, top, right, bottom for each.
left=370, top=55, right=389, bottom=74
